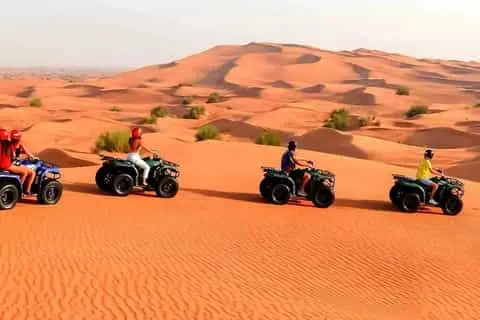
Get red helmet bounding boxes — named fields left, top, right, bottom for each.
left=10, top=129, right=21, bottom=141
left=131, top=127, right=141, bottom=138
left=0, top=129, right=9, bottom=141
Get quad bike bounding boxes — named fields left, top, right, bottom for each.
left=259, top=161, right=335, bottom=208
left=0, top=158, right=63, bottom=210
left=95, top=153, right=180, bottom=197
left=389, top=170, right=464, bottom=215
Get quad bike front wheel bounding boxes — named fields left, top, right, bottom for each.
left=155, top=176, right=179, bottom=198
left=312, top=187, right=335, bottom=208
left=112, top=173, right=134, bottom=197
left=400, top=192, right=421, bottom=213
left=441, top=196, right=463, bottom=216
left=270, top=183, right=290, bottom=205
left=0, top=182, right=19, bottom=210
left=38, top=180, right=63, bottom=205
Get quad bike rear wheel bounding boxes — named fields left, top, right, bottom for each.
left=259, top=178, right=274, bottom=201
left=0, top=182, right=19, bottom=210
left=312, top=187, right=335, bottom=208
left=270, top=183, right=290, bottom=205
left=400, top=192, right=421, bottom=213
left=38, top=180, right=63, bottom=205
left=95, top=166, right=113, bottom=192
left=389, top=185, right=403, bottom=208
left=441, top=196, right=463, bottom=216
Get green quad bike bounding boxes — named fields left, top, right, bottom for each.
left=259, top=161, right=336, bottom=208
left=95, top=153, right=180, bottom=197
left=389, top=171, right=464, bottom=215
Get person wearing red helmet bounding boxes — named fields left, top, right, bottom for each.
left=127, top=127, right=156, bottom=186
left=9, top=129, right=36, bottom=195
left=0, top=129, right=32, bottom=193
left=10, top=129, right=36, bottom=160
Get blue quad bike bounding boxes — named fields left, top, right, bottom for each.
left=259, top=161, right=336, bottom=208
left=0, top=158, right=63, bottom=210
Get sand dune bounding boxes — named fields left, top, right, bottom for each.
left=405, top=127, right=480, bottom=148
left=1, top=42, right=480, bottom=319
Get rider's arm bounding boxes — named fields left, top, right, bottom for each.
left=428, top=162, right=442, bottom=175
left=293, top=156, right=310, bottom=167
left=22, top=146, right=36, bottom=159
left=140, top=142, right=154, bottom=154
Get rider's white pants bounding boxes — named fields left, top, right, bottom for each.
left=127, top=152, right=149, bottom=184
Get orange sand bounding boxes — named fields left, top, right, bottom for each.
left=1, top=42, right=479, bottom=319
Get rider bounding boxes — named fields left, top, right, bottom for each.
left=281, top=140, right=312, bottom=197
left=416, top=148, right=442, bottom=205
left=0, top=129, right=33, bottom=195
left=10, top=129, right=37, bottom=195
left=127, top=127, right=156, bottom=186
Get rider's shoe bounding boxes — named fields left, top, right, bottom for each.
left=297, top=190, right=307, bottom=197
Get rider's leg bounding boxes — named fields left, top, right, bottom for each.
left=24, top=168, right=35, bottom=194
left=135, top=159, right=150, bottom=185
left=6, top=165, right=27, bottom=184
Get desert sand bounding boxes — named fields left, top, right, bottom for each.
left=1, top=42, right=480, bottom=319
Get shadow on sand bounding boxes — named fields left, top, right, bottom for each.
left=335, top=198, right=442, bottom=215
left=181, top=188, right=266, bottom=204
left=62, top=182, right=159, bottom=198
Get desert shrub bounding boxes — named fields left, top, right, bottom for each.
left=150, top=105, right=169, bottom=118
left=207, top=92, right=221, bottom=103
left=184, top=106, right=205, bottom=119
left=396, top=86, right=410, bottom=96
left=95, top=130, right=130, bottom=153
left=358, top=117, right=370, bottom=127
left=141, top=115, right=157, bottom=124
left=110, top=106, right=121, bottom=112
left=182, top=96, right=193, bottom=105
left=323, top=108, right=350, bottom=130
left=405, top=105, right=429, bottom=118
left=195, top=125, right=220, bottom=141
left=256, top=131, right=281, bottom=146
left=29, top=98, right=42, bottom=107
left=474, top=103, right=480, bottom=108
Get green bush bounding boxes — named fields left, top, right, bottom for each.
left=110, top=106, right=121, bottom=112
left=195, top=125, right=220, bottom=141
left=150, top=106, right=169, bottom=118
left=396, top=86, right=410, bottom=96
left=95, top=130, right=130, bottom=153
left=184, top=106, right=205, bottom=119
left=207, top=92, right=221, bottom=103
left=323, top=108, right=350, bottom=130
left=358, top=117, right=369, bottom=127
left=256, top=131, right=281, bottom=146
left=141, top=115, right=157, bottom=124
left=29, top=98, right=42, bottom=107
left=405, top=105, right=429, bottom=118
left=182, top=96, right=193, bottom=105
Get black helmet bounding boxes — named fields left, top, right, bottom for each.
left=424, top=149, right=434, bottom=159
left=288, top=140, right=297, bottom=151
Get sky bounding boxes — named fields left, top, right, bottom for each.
left=0, top=0, right=478, bottom=69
